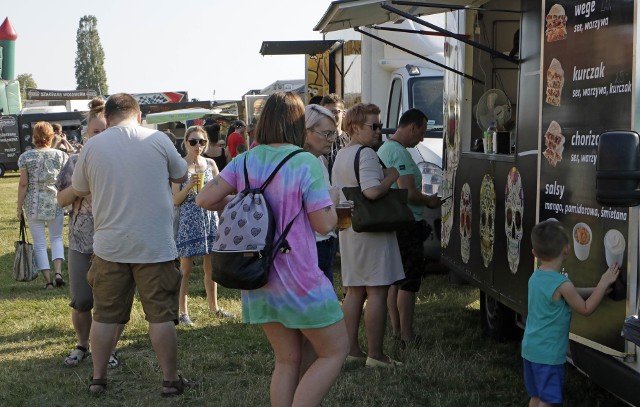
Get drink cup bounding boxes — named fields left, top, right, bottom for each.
left=336, top=202, right=353, bottom=230
left=194, top=173, right=205, bottom=193
left=572, top=222, right=592, bottom=261
left=604, top=229, right=625, bottom=268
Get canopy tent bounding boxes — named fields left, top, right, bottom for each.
left=145, top=108, right=228, bottom=125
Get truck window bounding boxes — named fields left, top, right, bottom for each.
left=387, top=77, right=403, bottom=128
left=409, top=76, right=444, bottom=137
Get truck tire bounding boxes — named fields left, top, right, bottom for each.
left=0, top=164, right=5, bottom=177
left=480, top=291, right=520, bottom=341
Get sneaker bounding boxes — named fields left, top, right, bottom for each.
left=215, top=309, right=235, bottom=319
left=179, top=313, right=194, bottom=326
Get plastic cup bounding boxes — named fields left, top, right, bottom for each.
left=336, top=202, right=353, bottom=230
left=573, top=222, right=592, bottom=261
left=604, top=229, right=625, bottom=268
left=194, top=173, right=205, bottom=193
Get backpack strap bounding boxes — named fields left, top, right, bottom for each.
left=353, top=145, right=387, bottom=187
left=242, top=148, right=305, bottom=192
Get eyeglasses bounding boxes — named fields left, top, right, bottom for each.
left=188, top=139, right=207, bottom=146
left=363, top=122, right=383, bottom=131
left=309, top=129, right=338, bottom=140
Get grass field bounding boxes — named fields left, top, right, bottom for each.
left=0, top=172, right=627, bottom=406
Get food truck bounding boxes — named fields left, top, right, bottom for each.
left=316, top=0, right=640, bottom=403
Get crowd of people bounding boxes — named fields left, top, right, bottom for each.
left=16, top=90, right=447, bottom=404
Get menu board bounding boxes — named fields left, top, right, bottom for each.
left=0, top=116, right=20, bottom=164
left=539, top=0, right=633, bottom=352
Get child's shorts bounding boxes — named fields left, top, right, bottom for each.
left=523, top=359, right=565, bottom=404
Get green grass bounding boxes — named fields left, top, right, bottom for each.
left=0, top=172, right=626, bottom=406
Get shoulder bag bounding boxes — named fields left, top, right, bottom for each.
left=13, top=217, right=39, bottom=282
left=341, top=146, right=414, bottom=233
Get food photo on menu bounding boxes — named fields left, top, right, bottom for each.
left=573, top=222, right=592, bottom=261
left=546, top=58, right=564, bottom=106
left=543, top=120, right=565, bottom=167
left=546, top=3, right=568, bottom=42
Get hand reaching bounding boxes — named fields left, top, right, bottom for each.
left=600, top=263, right=620, bottom=287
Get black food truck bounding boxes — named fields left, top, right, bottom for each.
left=316, top=0, right=640, bottom=404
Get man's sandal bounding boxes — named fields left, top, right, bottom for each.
left=88, top=377, right=107, bottom=394
left=160, top=374, right=196, bottom=398
left=64, top=345, right=88, bottom=367
left=44, top=282, right=54, bottom=290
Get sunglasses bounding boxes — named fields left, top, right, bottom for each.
left=309, top=129, right=338, bottom=140
left=363, top=122, right=383, bottom=131
left=188, top=139, right=206, bottom=146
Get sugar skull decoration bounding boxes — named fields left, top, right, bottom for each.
left=459, top=183, right=472, bottom=263
left=440, top=167, right=455, bottom=248
left=479, top=175, right=496, bottom=268
left=505, top=167, right=524, bottom=274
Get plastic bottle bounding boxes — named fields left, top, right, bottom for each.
left=486, top=120, right=497, bottom=154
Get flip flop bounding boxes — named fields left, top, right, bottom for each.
left=64, top=345, right=88, bottom=367
left=107, top=351, right=119, bottom=369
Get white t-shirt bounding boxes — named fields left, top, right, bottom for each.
left=72, top=124, right=187, bottom=263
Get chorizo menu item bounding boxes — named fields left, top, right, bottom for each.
left=543, top=120, right=565, bottom=166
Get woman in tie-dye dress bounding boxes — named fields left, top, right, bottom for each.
left=196, top=92, right=348, bottom=407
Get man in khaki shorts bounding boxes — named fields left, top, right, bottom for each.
left=71, top=93, right=191, bottom=396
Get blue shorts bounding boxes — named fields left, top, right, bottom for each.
left=523, top=359, right=564, bottom=404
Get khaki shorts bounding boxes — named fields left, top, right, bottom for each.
left=87, top=255, right=182, bottom=324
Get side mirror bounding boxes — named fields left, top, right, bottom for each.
left=596, top=130, right=640, bottom=206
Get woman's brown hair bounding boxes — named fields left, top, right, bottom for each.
left=32, top=122, right=55, bottom=148
left=254, top=92, right=306, bottom=147
left=344, top=103, right=380, bottom=136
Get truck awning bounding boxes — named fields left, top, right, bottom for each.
left=259, top=40, right=340, bottom=56
left=315, top=0, right=490, bottom=33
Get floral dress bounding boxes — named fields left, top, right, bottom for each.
left=175, top=161, right=219, bottom=258
left=18, top=148, right=67, bottom=220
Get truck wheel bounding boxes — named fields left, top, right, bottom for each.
left=480, top=291, right=520, bottom=341
left=0, top=164, right=5, bottom=177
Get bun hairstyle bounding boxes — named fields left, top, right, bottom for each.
left=85, top=97, right=106, bottom=121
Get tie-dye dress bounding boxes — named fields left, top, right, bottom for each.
left=219, top=144, right=343, bottom=329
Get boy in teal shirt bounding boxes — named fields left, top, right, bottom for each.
left=523, top=219, right=619, bottom=406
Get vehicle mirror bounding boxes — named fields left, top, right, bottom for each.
left=596, top=130, right=640, bottom=207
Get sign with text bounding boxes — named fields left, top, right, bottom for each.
left=26, top=88, right=98, bottom=100
left=539, top=0, right=633, bottom=353
left=0, top=115, right=20, bottom=164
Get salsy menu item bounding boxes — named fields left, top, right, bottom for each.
left=573, top=222, right=592, bottom=261
left=604, top=229, right=625, bottom=267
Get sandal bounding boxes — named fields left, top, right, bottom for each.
left=160, top=374, right=196, bottom=398
left=88, top=377, right=107, bottom=394
left=64, top=345, right=88, bottom=367
left=107, top=351, right=119, bottom=369
left=44, top=282, right=54, bottom=290
left=54, top=272, right=65, bottom=287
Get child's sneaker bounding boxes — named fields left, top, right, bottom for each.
left=179, top=313, right=194, bottom=326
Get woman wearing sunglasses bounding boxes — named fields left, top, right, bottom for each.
left=172, top=126, right=233, bottom=326
left=331, top=103, right=404, bottom=368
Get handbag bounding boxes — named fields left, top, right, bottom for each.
left=341, top=146, right=415, bottom=233
left=13, top=217, right=39, bottom=282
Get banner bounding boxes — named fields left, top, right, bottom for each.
left=26, top=88, right=98, bottom=100
left=539, top=0, right=633, bottom=352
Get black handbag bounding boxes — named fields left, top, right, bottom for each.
left=341, top=146, right=415, bottom=233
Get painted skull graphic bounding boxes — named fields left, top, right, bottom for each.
left=505, top=167, right=524, bottom=274
left=459, top=183, right=472, bottom=264
left=479, top=175, right=496, bottom=268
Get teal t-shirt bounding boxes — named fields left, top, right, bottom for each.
left=377, top=139, right=423, bottom=221
left=521, top=268, right=571, bottom=365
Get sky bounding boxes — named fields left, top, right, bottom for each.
left=6, top=0, right=337, bottom=102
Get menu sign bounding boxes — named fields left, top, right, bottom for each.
left=0, top=115, right=20, bottom=164
left=540, top=0, right=633, bottom=352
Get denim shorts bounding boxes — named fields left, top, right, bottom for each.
left=316, top=237, right=337, bottom=283
left=523, top=358, right=565, bottom=404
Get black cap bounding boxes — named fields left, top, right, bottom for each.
left=232, top=120, right=246, bottom=128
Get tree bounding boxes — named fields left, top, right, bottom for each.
left=74, top=15, right=108, bottom=95
left=16, top=73, right=37, bottom=100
